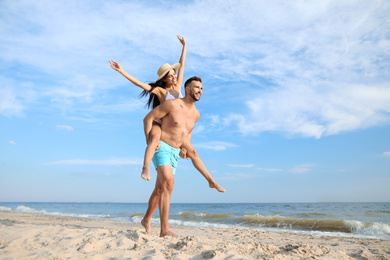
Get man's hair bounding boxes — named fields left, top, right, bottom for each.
left=184, top=76, right=202, bottom=88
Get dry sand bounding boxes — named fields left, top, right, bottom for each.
left=0, top=211, right=389, bottom=259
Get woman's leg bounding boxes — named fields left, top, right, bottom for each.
left=141, top=123, right=162, bottom=181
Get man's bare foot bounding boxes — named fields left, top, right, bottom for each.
left=141, top=166, right=151, bottom=181
left=209, top=182, right=226, bottom=193
left=141, top=218, right=151, bottom=233
left=160, top=231, right=179, bottom=237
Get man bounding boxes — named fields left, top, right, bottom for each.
left=141, top=76, right=226, bottom=237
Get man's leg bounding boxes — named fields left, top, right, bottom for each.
left=156, top=165, right=178, bottom=237
left=141, top=177, right=162, bottom=233
left=181, top=141, right=226, bottom=193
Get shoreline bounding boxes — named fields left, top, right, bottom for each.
left=1, top=211, right=389, bottom=259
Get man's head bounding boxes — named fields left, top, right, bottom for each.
left=184, top=76, right=203, bottom=102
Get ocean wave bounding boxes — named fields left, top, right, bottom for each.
left=2, top=204, right=389, bottom=240
left=363, top=210, right=390, bottom=217
left=345, top=220, right=390, bottom=235
left=16, top=206, right=49, bottom=214
left=131, top=212, right=144, bottom=218
left=295, top=212, right=329, bottom=217
left=169, top=219, right=231, bottom=229
left=177, top=211, right=233, bottom=220
left=7, top=205, right=111, bottom=219
left=130, top=212, right=231, bottom=229
left=238, top=214, right=390, bottom=236
left=0, top=206, right=12, bottom=212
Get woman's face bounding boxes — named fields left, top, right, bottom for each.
left=164, top=69, right=177, bottom=86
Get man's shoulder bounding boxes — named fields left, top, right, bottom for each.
left=160, top=98, right=182, bottom=111
left=164, top=97, right=183, bottom=106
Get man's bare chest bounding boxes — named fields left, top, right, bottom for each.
left=168, top=106, right=197, bottom=130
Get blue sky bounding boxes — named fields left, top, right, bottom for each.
left=1, top=0, right=389, bottom=203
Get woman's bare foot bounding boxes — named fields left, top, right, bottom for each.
left=141, top=166, right=151, bottom=181
left=160, top=231, right=179, bottom=237
left=141, top=218, right=151, bottom=233
left=209, top=182, right=226, bottom=193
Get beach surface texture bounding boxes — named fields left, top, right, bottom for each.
left=0, top=211, right=389, bottom=259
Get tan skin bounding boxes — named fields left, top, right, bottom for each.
left=142, top=80, right=225, bottom=237
left=109, top=35, right=187, bottom=181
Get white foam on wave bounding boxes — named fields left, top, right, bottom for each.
left=169, top=219, right=231, bottom=229
left=130, top=214, right=230, bottom=229
left=178, top=211, right=207, bottom=217
left=16, top=206, right=48, bottom=214
left=0, top=206, right=12, bottom=211
left=345, top=220, right=390, bottom=235
left=11, top=205, right=111, bottom=219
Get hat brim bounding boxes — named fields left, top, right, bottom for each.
left=157, top=63, right=181, bottom=81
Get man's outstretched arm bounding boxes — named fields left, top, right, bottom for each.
left=181, top=138, right=226, bottom=193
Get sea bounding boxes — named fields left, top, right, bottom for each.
left=1, top=202, right=389, bottom=240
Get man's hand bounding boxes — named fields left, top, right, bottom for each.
left=179, top=148, right=189, bottom=159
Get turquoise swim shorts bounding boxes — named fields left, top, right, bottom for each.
left=152, top=141, right=180, bottom=175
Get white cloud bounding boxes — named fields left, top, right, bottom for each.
left=0, top=88, right=24, bottom=117
left=0, top=76, right=36, bottom=117
left=192, top=124, right=205, bottom=134
left=228, top=164, right=254, bottom=168
left=46, top=158, right=141, bottom=166
left=194, top=141, right=237, bottom=151
left=257, top=168, right=283, bottom=172
left=194, top=1, right=390, bottom=138
left=289, top=164, right=316, bottom=174
left=232, top=83, right=390, bottom=138
left=8, top=141, right=16, bottom=145
left=56, top=125, right=74, bottom=131
left=1, top=0, right=389, bottom=137
left=383, top=152, right=390, bottom=157
left=220, top=173, right=263, bottom=181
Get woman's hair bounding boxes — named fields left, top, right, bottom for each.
left=139, top=75, right=168, bottom=109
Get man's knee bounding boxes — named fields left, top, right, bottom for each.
left=161, top=174, right=174, bottom=192
left=157, top=166, right=175, bottom=192
left=162, top=177, right=174, bottom=192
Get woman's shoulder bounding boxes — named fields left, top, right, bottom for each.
left=152, top=87, right=167, bottom=96
left=174, top=84, right=181, bottom=93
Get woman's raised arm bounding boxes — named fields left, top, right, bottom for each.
left=176, top=35, right=186, bottom=91
left=109, top=60, right=153, bottom=92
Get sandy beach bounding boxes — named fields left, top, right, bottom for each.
left=0, top=211, right=389, bottom=259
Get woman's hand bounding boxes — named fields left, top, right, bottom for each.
left=177, top=35, right=186, bottom=46
left=109, top=60, right=122, bottom=72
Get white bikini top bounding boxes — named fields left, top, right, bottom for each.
left=166, top=89, right=182, bottom=100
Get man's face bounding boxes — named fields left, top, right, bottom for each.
left=189, top=81, right=203, bottom=101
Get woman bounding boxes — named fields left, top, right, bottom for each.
left=109, top=35, right=186, bottom=181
